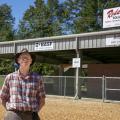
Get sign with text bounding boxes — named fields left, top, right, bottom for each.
left=106, top=34, right=120, bottom=46
left=103, top=7, right=120, bottom=28
left=72, top=58, right=81, bottom=68
left=35, top=41, right=54, bottom=51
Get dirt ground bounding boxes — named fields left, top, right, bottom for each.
left=0, top=98, right=120, bottom=120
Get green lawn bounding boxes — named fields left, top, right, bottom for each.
left=0, top=76, right=5, bottom=87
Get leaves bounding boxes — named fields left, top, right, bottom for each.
left=17, top=0, right=63, bottom=39
left=31, top=63, right=57, bottom=75
left=63, top=0, right=120, bottom=33
left=0, top=59, right=14, bottom=74
left=0, top=4, right=15, bottom=41
left=1, top=0, right=120, bottom=75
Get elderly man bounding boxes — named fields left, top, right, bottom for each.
left=0, top=48, right=46, bottom=120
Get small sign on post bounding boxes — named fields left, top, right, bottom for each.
left=72, top=58, right=81, bottom=68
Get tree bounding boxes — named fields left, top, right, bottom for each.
left=17, top=0, right=49, bottom=39
left=63, top=0, right=120, bottom=34
left=74, top=0, right=98, bottom=33
left=0, top=4, right=15, bottom=41
left=47, top=0, right=62, bottom=35
left=17, top=0, right=64, bottom=75
left=31, top=62, right=58, bottom=75
left=0, top=59, right=14, bottom=75
left=63, top=0, right=84, bottom=34
left=18, top=0, right=57, bottom=39
left=73, top=0, right=120, bottom=33
left=17, top=0, right=65, bottom=39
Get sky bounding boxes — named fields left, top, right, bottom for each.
left=0, top=0, right=64, bottom=29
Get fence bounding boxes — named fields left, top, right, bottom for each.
left=43, top=76, right=75, bottom=96
left=42, top=76, right=120, bottom=102
left=104, top=77, right=120, bottom=102
left=0, top=75, right=120, bottom=102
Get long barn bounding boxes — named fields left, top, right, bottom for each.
left=0, top=29, right=120, bottom=100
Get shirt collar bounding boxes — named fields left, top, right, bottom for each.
left=17, top=70, right=31, bottom=80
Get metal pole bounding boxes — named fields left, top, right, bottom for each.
left=74, top=37, right=81, bottom=100
left=102, top=75, right=105, bottom=102
left=104, top=76, right=107, bottom=101
left=14, top=42, right=17, bottom=71
left=64, top=76, right=66, bottom=97
left=60, top=77, right=62, bottom=95
left=74, top=60, right=79, bottom=99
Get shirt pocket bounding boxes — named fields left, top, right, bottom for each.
left=26, top=82, right=38, bottom=97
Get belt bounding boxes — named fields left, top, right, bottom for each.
left=9, top=110, right=32, bottom=114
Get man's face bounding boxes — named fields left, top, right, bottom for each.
left=18, top=53, right=32, bottom=67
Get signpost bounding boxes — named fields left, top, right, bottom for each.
left=72, top=57, right=81, bottom=99
left=72, top=58, right=81, bottom=68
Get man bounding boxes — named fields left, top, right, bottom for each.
left=0, top=48, right=46, bottom=120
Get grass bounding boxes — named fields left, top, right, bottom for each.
left=0, top=75, right=5, bottom=87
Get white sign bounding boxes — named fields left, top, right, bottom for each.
left=72, top=58, right=81, bottom=68
left=106, top=34, right=120, bottom=46
left=35, top=41, right=54, bottom=51
left=103, top=7, right=120, bottom=28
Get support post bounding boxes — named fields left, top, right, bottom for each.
left=74, top=37, right=82, bottom=100
left=58, top=65, right=64, bottom=95
left=102, top=75, right=105, bottom=102
left=74, top=51, right=80, bottom=99
left=13, top=42, right=18, bottom=71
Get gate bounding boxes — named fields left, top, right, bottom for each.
left=104, top=77, right=120, bottom=102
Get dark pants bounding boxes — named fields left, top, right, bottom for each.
left=4, top=111, right=40, bottom=120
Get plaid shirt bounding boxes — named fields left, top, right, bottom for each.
left=0, top=70, right=46, bottom=112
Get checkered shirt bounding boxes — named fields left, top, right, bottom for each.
left=0, top=70, right=46, bottom=112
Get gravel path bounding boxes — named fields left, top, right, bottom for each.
left=0, top=98, right=120, bottom=120
left=40, top=98, right=120, bottom=120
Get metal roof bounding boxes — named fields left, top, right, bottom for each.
left=0, top=29, right=120, bottom=64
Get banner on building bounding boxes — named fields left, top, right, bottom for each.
left=106, top=34, right=120, bottom=46
left=35, top=41, right=54, bottom=51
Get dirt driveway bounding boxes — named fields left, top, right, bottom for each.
left=0, top=98, right=120, bottom=120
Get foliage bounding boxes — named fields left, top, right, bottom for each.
left=73, top=0, right=120, bottom=33
left=18, top=0, right=120, bottom=36
left=31, top=62, right=58, bottom=75
left=17, top=0, right=65, bottom=39
left=63, top=0, right=84, bottom=34
left=1, top=0, right=120, bottom=75
left=17, top=0, right=47, bottom=39
left=46, top=0, right=62, bottom=35
left=0, top=59, right=14, bottom=75
left=16, top=0, right=64, bottom=75
left=0, top=4, right=15, bottom=41
left=74, top=0, right=98, bottom=33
